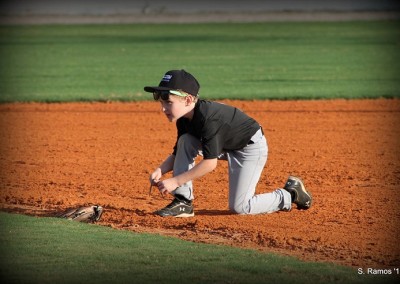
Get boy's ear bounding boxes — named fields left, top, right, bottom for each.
left=185, top=95, right=195, bottom=106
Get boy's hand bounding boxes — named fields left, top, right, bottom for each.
left=157, top=178, right=179, bottom=195
left=149, top=168, right=162, bottom=186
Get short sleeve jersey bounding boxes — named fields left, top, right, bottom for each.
left=173, top=100, right=260, bottom=159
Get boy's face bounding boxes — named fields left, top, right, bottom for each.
left=159, top=94, right=190, bottom=122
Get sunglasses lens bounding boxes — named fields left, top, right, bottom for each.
left=153, top=91, right=169, bottom=101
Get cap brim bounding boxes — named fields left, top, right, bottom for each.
left=144, top=86, right=172, bottom=93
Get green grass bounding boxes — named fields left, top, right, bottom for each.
left=0, top=212, right=396, bottom=284
left=0, top=21, right=399, bottom=102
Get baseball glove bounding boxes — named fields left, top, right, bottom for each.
left=58, top=205, right=103, bottom=223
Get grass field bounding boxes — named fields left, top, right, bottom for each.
left=1, top=212, right=395, bottom=284
left=0, top=21, right=399, bottom=102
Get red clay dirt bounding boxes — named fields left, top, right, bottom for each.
left=1, top=99, right=399, bottom=268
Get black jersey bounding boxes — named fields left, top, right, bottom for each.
left=173, top=100, right=260, bottom=159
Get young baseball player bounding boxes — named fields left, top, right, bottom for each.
left=144, top=69, right=312, bottom=217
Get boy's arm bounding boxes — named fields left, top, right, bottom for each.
left=158, top=154, right=176, bottom=174
left=150, top=154, right=175, bottom=184
left=157, top=158, right=217, bottom=194
left=176, top=158, right=217, bottom=185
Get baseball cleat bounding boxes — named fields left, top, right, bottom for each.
left=155, top=194, right=194, bottom=217
left=284, top=176, right=313, bottom=210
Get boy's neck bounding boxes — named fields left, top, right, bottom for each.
left=183, top=103, right=196, bottom=120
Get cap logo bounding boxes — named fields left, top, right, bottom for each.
left=162, top=74, right=172, bottom=82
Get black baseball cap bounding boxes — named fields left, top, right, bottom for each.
left=144, top=69, right=200, bottom=96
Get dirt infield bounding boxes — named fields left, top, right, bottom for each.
left=0, top=99, right=399, bottom=268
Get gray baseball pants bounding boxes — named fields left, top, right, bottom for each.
left=173, top=129, right=292, bottom=214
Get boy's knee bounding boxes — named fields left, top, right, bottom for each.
left=229, top=202, right=250, bottom=215
left=176, top=134, right=201, bottom=159
left=177, top=133, right=198, bottom=147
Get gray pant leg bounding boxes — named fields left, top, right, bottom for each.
left=172, top=133, right=201, bottom=200
left=227, top=132, right=292, bottom=214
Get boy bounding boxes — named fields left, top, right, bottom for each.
left=144, top=69, right=312, bottom=217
